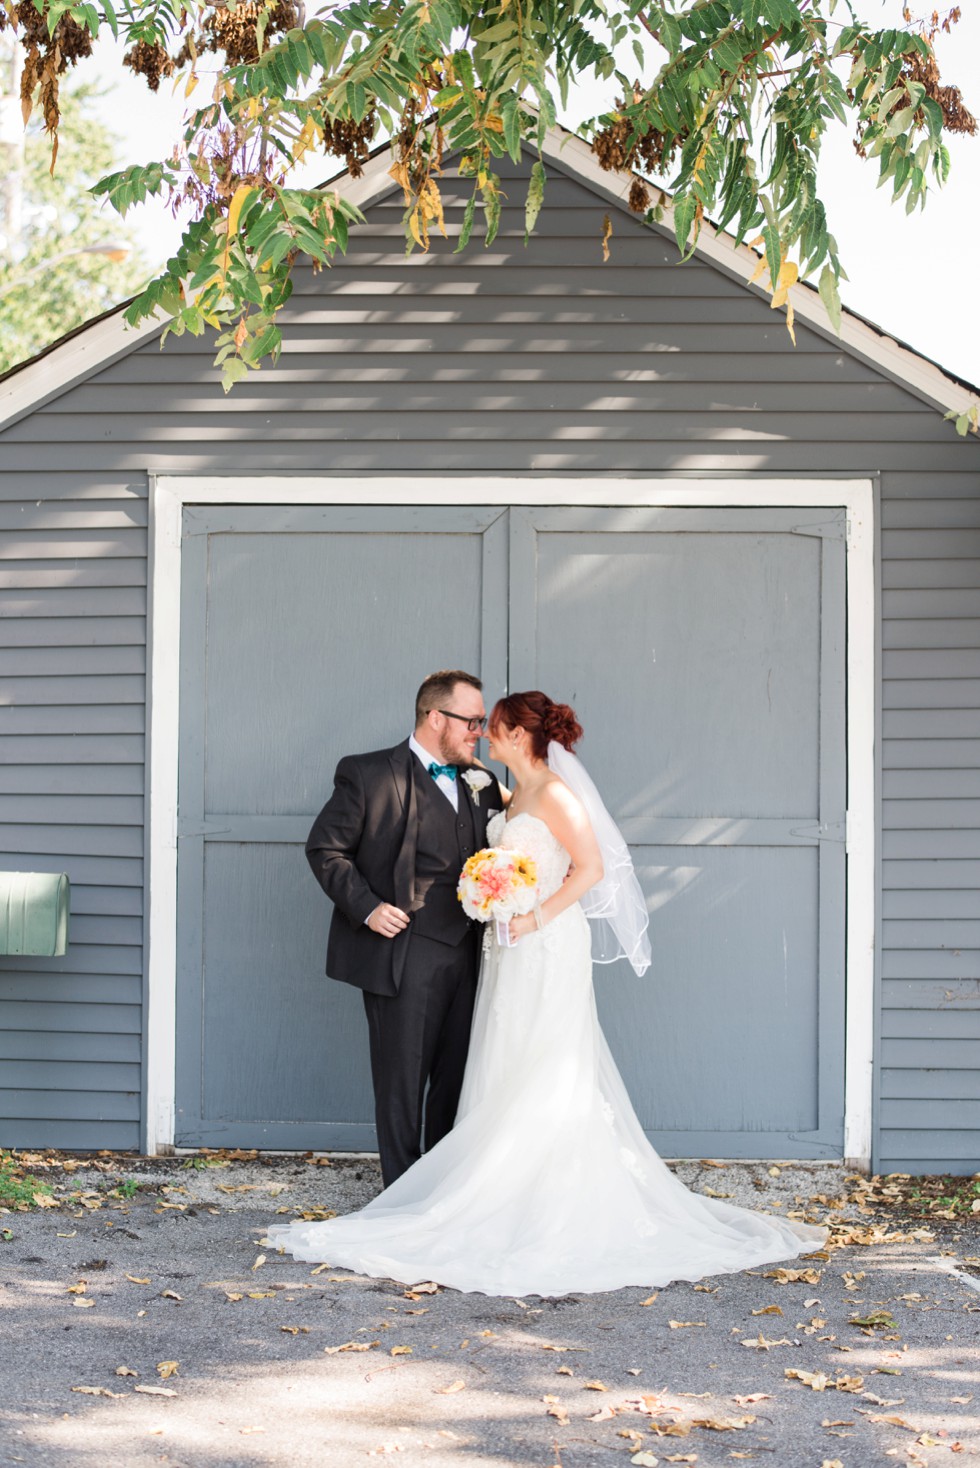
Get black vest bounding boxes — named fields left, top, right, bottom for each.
left=408, top=762, right=478, bottom=945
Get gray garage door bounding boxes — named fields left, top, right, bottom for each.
left=175, top=502, right=845, bottom=1157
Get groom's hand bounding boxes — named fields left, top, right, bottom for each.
left=366, top=903, right=411, bottom=939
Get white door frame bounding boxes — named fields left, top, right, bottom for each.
left=145, top=475, right=876, bottom=1166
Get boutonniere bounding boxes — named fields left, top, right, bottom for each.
left=461, top=769, right=492, bottom=806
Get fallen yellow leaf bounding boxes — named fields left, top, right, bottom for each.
left=125, top=1275, right=150, bottom=1285
left=740, top=1334, right=793, bottom=1350
left=583, top=1380, right=607, bottom=1391
left=668, top=1321, right=706, bottom=1329
left=434, top=1380, right=466, bottom=1394
left=115, top=1367, right=138, bottom=1378
left=542, top=1394, right=569, bottom=1426
left=156, top=1362, right=179, bottom=1379
left=134, top=1384, right=177, bottom=1398
left=690, top=1415, right=755, bottom=1431
left=390, top=1345, right=412, bottom=1356
left=786, top=1368, right=830, bottom=1391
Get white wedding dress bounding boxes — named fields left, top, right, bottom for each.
left=267, top=812, right=826, bottom=1296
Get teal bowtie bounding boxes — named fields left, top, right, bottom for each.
left=428, top=762, right=458, bottom=781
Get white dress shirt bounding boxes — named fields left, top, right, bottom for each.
left=409, top=732, right=459, bottom=811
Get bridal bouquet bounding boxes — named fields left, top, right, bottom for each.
left=458, top=848, right=539, bottom=945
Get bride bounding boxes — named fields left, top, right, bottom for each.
left=267, top=692, right=826, bottom=1296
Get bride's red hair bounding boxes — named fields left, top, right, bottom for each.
left=490, top=691, right=583, bottom=761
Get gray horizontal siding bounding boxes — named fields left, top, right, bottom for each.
left=0, top=150, right=977, bottom=1167
left=0, top=475, right=144, bottom=1148
left=0, top=1029, right=139, bottom=1061
left=879, top=463, right=980, bottom=1169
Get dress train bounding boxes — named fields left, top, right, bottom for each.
left=267, top=814, right=826, bottom=1296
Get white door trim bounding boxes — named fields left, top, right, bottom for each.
left=145, top=475, right=875, bottom=1167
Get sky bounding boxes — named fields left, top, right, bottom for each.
left=87, top=2, right=979, bottom=388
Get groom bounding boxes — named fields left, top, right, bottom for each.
left=306, top=670, right=502, bottom=1187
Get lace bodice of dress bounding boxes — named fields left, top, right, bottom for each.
left=486, top=811, right=571, bottom=903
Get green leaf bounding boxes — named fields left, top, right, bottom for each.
left=348, top=80, right=368, bottom=122
left=501, top=96, right=522, bottom=163
left=818, top=263, right=842, bottom=335
left=660, top=11, right=681, bottom=56
left=524, top=159, right=546, bottom=243
left=220, top=356, right=250, bottom=393
left=482, top=177, right=502, bottom=248
left=922, top=96, right=944, bottom=142
left=672, top=189, right=697, bottom=255
left=455, top=192, right=477, bottom=253
left=935, top=142, right=951, bottom=185
left=884, top=106, right=914, bottom=140
left=762, top=219, right=780, bottom=290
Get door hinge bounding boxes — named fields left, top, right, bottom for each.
left=790, top=517, right=847, bottom=542
left=789, top=819, right=846, bottom=843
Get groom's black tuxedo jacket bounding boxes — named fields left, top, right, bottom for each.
left=306, top=739, right=503, bottom=997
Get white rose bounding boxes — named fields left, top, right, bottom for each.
left=461, top=769, right=493, bottom=804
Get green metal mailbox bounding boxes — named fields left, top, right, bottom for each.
left=0, top=873, right=70, bottom=956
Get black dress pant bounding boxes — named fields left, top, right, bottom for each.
left=362, top=928, right=479, bottom=1187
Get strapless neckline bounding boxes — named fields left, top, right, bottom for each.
left=504, top=810, right=551, bottom=831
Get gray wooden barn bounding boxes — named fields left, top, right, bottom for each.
left=1, top=131, right=978, bottom=1175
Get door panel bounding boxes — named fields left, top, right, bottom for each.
left=175, top=505, right=507, bottom=1148
left=509, top=506, right=845, bottom=1157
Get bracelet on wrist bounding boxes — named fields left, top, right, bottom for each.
left=533, top=903, right=545, bottom=931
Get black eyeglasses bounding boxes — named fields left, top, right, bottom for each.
left=438, top=709, right=488, bottom=733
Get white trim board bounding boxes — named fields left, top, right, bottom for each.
left=145, top=474, right=876, bottom=1168
left=0, top=309, right=164, bottom=433
left=2, top=124, right=976, bottom=434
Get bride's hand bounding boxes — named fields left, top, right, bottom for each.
left=508, top=912, right=537, bottom=943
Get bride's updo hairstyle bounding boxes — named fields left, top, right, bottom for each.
left=490, top=691, right=583, bottom=761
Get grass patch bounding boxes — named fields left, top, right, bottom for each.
left=853, top=1172, right=980, bottom=1220
left=0, top=1150, right=54, bottom=1211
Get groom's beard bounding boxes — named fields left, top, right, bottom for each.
left=438, top=730, right=475, bottom=768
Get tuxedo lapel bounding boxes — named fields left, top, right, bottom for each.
left=389, top=741, right=418, bottom=912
